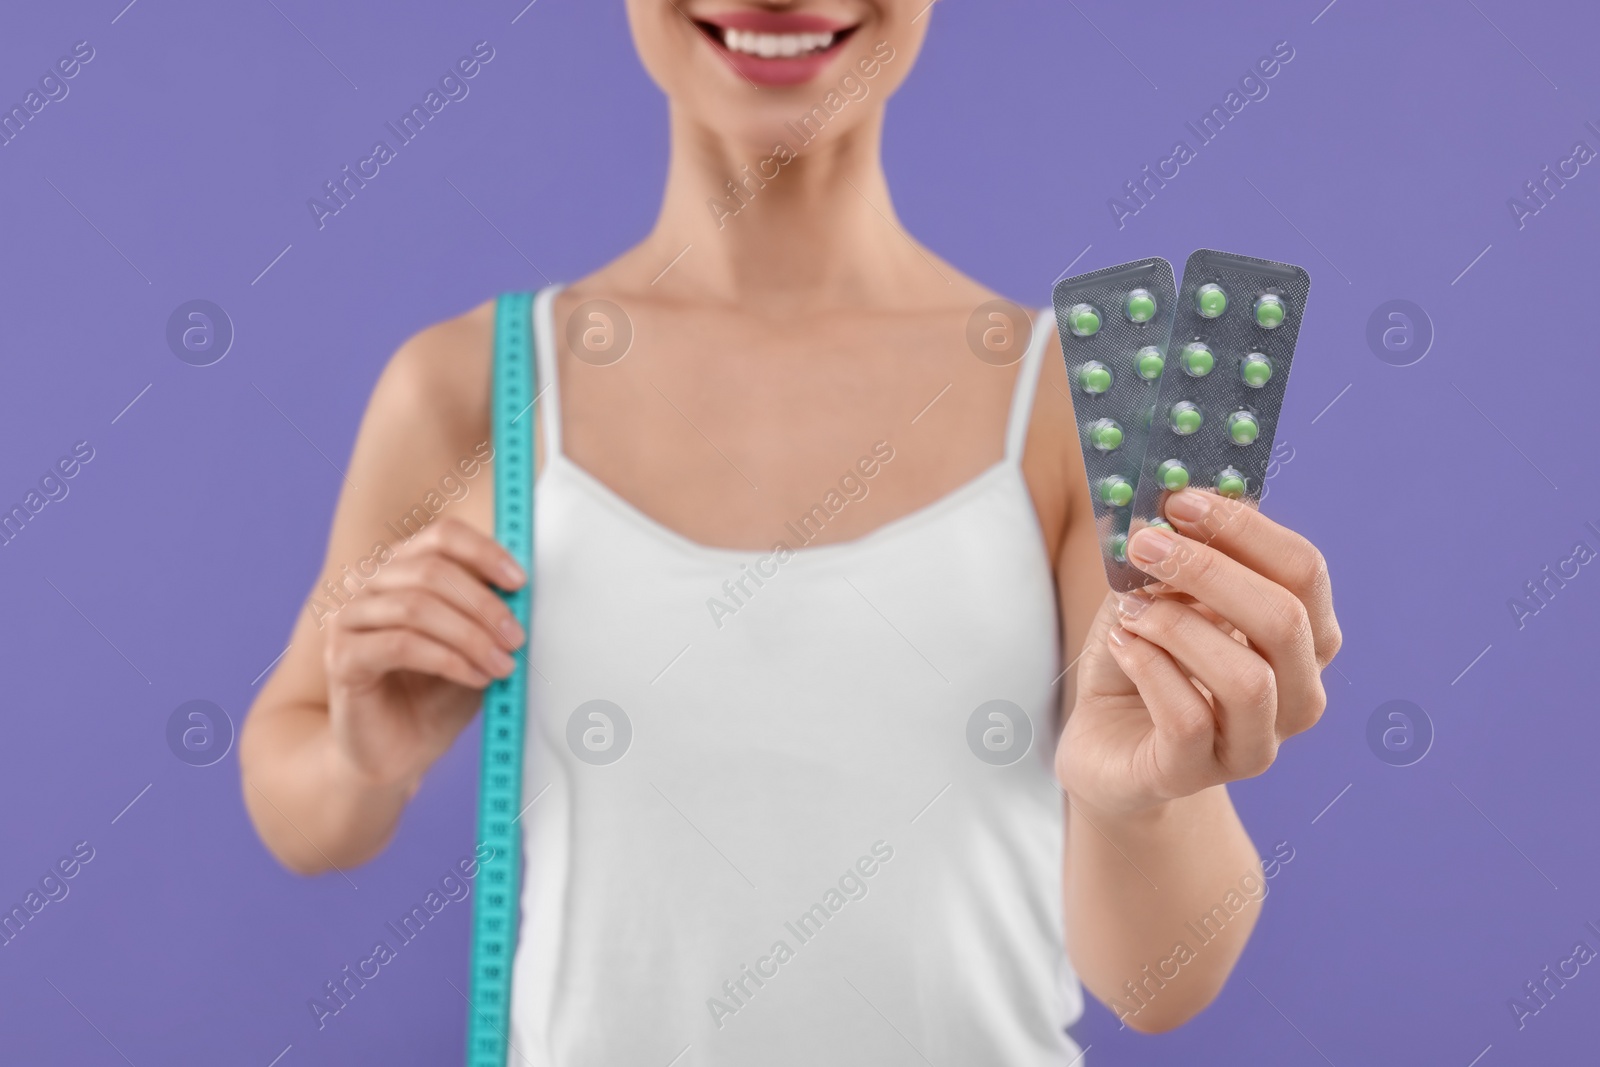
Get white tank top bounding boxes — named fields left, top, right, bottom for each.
left=509, top=286, right=1083, bottom=1066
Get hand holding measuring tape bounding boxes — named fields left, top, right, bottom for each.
left=322, top=518, right=526, bottom=788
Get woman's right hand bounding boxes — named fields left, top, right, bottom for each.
left=322, top=518, right=526, bottom=789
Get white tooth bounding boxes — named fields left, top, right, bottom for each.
left=721, top=28, right=836, bottom=58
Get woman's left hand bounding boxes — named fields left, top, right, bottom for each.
left=1056, top=488, right=1342, bottom=818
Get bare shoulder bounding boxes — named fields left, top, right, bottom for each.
left=342, top=294, right=499, bottom=543
left=368, top=297, right=497, bottom=447
left=338, top=296, right=501, bottom=543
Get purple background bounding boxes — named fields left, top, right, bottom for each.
left=2, top=1, right=1597, bottom=1063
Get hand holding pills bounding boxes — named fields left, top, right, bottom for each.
left=1056, top=489, right=1342, bottom=816
left=1053, top=248, right=1336, bottom=813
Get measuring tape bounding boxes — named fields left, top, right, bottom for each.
left=465, top=290, right=536, bottom=1066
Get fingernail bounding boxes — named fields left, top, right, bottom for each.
left=498, top=618, right=525, bottom=646
left=492, top=650, right=516, bottom=676
left=1164, top=490, right=1209, bottom=524
left=1129, top=527, right=1176, bottom=565
left=1115, top=593, right=1152, bottom=620
left=1107, top=626, right=1131, bottom=649
left=500, top=560, right=526, bottom=587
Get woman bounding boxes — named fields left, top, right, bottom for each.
left=241, top=2, right=1341, bottom=1062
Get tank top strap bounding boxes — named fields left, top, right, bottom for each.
left=531, top=284, right=566, bottom=459
left=1003, top=308, right=1055, bottom=464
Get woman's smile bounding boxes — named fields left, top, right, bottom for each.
left=691, top=7, right=861, bottom=86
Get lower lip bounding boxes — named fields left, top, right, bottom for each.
left=705, top=34, right=850, bottom=87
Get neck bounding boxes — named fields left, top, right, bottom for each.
left=625, top=105, right=947, bottom=312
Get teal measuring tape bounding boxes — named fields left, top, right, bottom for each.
left=466, top=291, right=536, bottom=1066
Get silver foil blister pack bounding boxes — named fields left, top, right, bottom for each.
left=1052, top=257, right=1177, bottom=591
left=1125, top=248, right=1312, bottom=589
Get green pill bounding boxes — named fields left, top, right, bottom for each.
left=1136, top=345, right=1165, bottom=380
left=1127, top=288, right=1157, bottom=323
left=1109, top=533, right=1129, bottom=563
left=1077, top=361, right=1113, bottom=395
left=1228, top=410, right=1260, bottom=445
left=1240, top=352, right=1273, bottom=389
left=1089, top=418, right=1124, bottom=451
left=1181, top=342, right=1215, bottom=377
left=1145, top=520, right=1175, bottom=535
left=1100, top=476, right=1134, bottom=507
left=1158, top=459, right=1190, bottom=491
left=1196, top=283, right=1227, bottom=318
left=1216, top=468, right=1247, bottom=498
left=1068, top=303, right=1102, bottom=337
left=1254, top=293, right=1286, bottom=329
left=1169, top=401, right=1203, bottom=435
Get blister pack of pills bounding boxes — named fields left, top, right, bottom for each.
left=1052, top=257, right=1178, bottom=592
left=1125, top=249, right=1312, bottom=588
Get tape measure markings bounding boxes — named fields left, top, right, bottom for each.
left=465, top=290, right=536, bottom=1067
